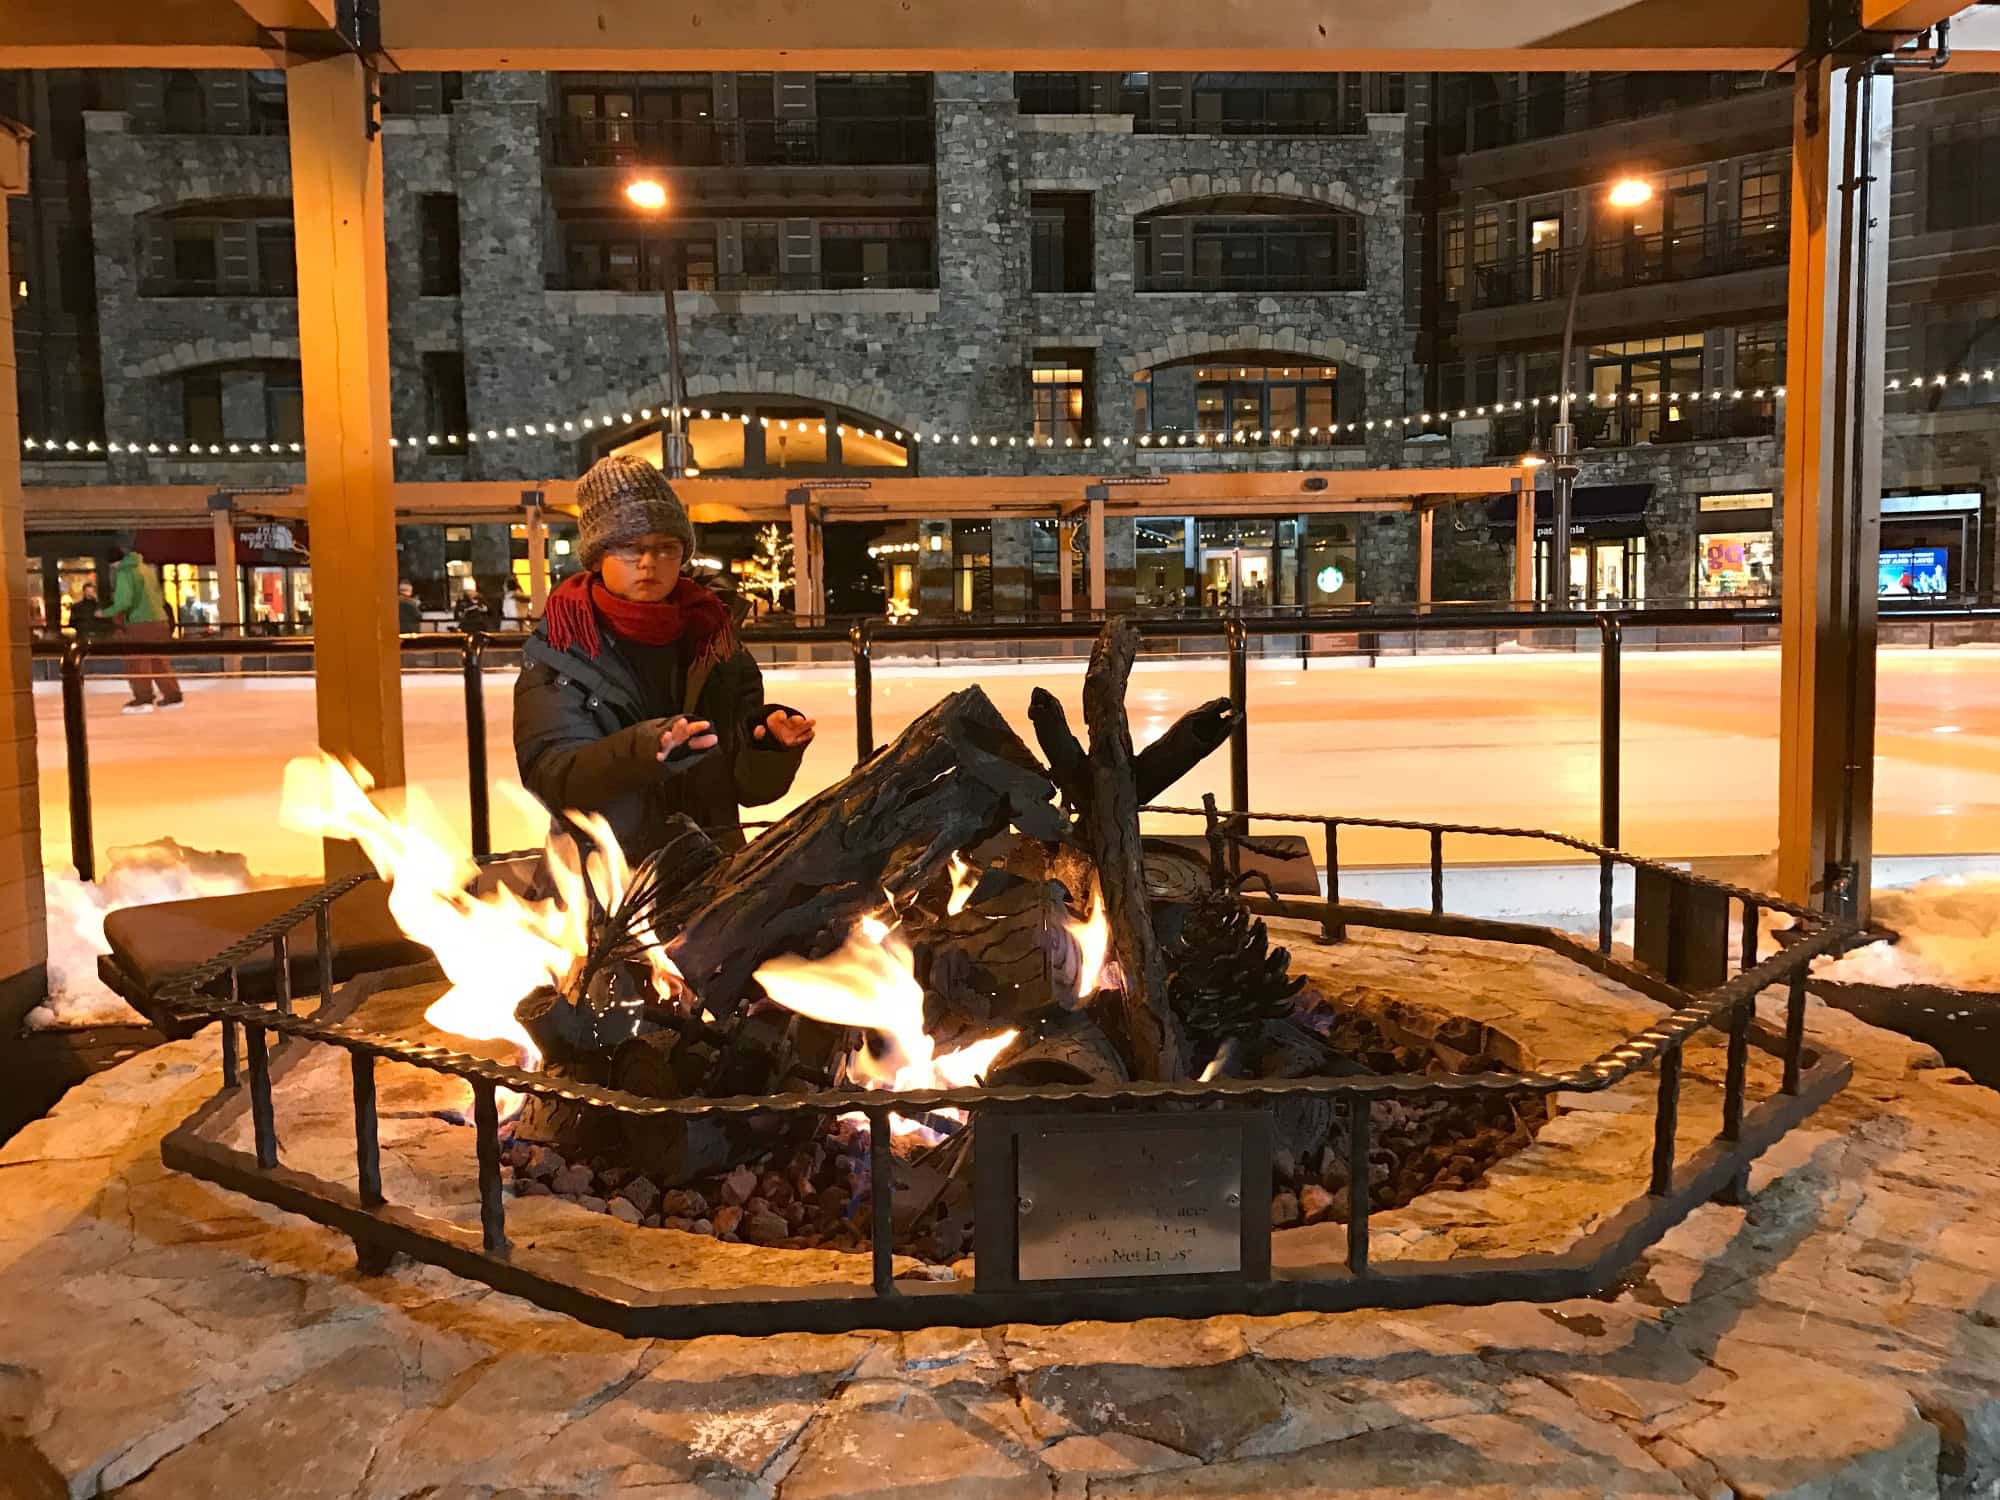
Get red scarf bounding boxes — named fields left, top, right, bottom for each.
left=542, top=571, right=733, bottom=668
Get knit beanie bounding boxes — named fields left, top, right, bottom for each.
left=574, top=455, right=697, bottom=570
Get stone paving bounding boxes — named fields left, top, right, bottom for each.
left=3, top=923, right=1999, bottom=1498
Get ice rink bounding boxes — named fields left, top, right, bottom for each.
left=30, top=645, right=2000, bottom=881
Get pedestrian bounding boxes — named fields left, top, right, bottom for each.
left=398, top=579, right=423, bottom=633
left=502, top=579, right=530, bottom=625
left=104, top=545, right=183, bottom=713
left=66, top=581, right=107, bottom=639
left=455, top=592, right=494, bottom=635
left=513, top=455, right=815, bottom=865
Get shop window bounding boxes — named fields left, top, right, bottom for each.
left=1134, top=518, right=1190, bottom=611
left=419, top=196, right=461, bottom=296
left=1927, top=115, right=2000, bottom=232
left=1032, top=359, right=1090, bottom=444
left=1030, top=192, right=1093, bottom=293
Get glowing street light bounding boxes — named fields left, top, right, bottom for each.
left=623, top=179, right=692, bottom=476
left=1547, top=175, right=1656, bottom=606
left=625, top=178, right=669, bottom=214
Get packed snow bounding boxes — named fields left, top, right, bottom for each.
left=1815, top=875, right=2000, bottom=991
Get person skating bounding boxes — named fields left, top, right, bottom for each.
left=66, top=581, right=107, bottom=640
left=104, top=546, right=183, bottom=713
left=513, top=456, right=815, bottom=865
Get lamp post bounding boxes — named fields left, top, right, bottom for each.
left=624, top=178, right=689, bottom=477
left=1550, top=176, right=1653, bottom=606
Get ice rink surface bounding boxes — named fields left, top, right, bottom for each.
left=33, top=646, right=2000, bottom=880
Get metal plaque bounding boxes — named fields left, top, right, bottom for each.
left=975, top=1111, right=1271, bottom=1288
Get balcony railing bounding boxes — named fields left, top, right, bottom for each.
left=1490, top=396, right=1778, bottom=454
left=547, top=267, right=937, bottom=294
left=1469, top=220, right=1787, bottom=310
left=1460, top=72, right=1785, bottom=154
left=139, top=274, right=297, bottom=298
left=550, top=115, right=934, bottom=169
left=1013, top=72, right=1398, bottom=131
left=1140, top=112, right=1367, bottom=138
left=1136, top=268, right=1365, bottom=294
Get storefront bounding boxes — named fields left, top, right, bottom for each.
left=1878, top=491, right=1979, bottom=599
left=134, top=522, right=313, bottom=630
left=1532, top=485, right=1650, bottom=607
left=1696, top=491, right=1775, bottom=602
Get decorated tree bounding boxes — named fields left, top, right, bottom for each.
left=743, top=523, right=794, bottom=608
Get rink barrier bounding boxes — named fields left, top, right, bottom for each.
left=41, top=599, right=1989, bottom=879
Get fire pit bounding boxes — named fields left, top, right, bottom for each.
left=153, top=621, right=1856, bottom=1338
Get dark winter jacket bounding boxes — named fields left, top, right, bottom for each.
left=512, top=601, right=806, bottom=864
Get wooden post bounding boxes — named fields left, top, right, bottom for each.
left=1417, top=504, right=1435, bottom=607
left=524, top=498, right=549, bottom=616
left=1514, top=483, right=1535, bottom=603
left=1777, top=59, right=1889, bottom=922
left=1058, top=522, right=1075, bottom=616
left=0, top=119, right=45, bottom=1016
left=1087, top=490, right=1107, bottom=613
left=209, top=497, right=242, bottom=629
left=288, top=55, right=401, bottom=877
left=788, top=487, right=822, bottom=618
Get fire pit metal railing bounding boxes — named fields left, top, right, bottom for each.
left=155, top=810, right=1855, bottom=1337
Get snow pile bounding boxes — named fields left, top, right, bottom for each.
left=29, top=840, right=277, bottom=1031
left=1814, top=875, right=2000, bottom=992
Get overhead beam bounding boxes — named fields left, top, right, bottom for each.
left=232, top=0, right=338, bottom=29
left=1859, top=0, right=1961, bottom=36
left=0, top=0, right=279, bottom=66
left=370, top=0, right=1804, bottom=70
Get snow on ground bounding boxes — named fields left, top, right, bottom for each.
left=1815, top=875, right=2000, bottom=991
left=28, top=840, right=285, bottom=1032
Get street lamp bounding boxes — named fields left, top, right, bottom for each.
left=624, top=177, right=691, bottom=478
left=1549, top=175, right=1653, bottom=607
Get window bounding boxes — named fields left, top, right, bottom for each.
left=183, top=372, right=224, bottom=443
left=1738, top=153, right=1787, bottom=245
left=1469, top=207, right=1500, bottom=269
left=1136, top=360, right=1342, bottom=438
left=162, top=71, right=206, bottom=133
left=1015, top=73, right=1088, bottom=114
left=256, top=224, right=295, bottom=295
left=1032, top=359, right=1090, bottom=444
left=171, top=224, right=219, bottom=290
left=265, top=370, right=303, bottom=444
left=1441, top=211, right=1465, bottom=298
left=741, top=222, right=782, bottom=288
left=1734, top=323, right=1785, bottom=390
left=1187, top=78, right=1360, bottom=136
left=419, top=196, right=460, bottom=296
left=1587, top=334, right=1705, bottom=444
left=819, top=220, right=931, bottom=290
left=1136, top=201, right=1364, bottom=292
left=1928, top=115, right=2000, bottom=232
left=422, top=352, right=469, bottom=444
left=1030, top=192, right=1093, bottom=292
left=1924, top=305, right=2000, bottom=406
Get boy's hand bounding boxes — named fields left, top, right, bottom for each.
left=657, top=717, right=718, bottom=761
left=755, top=709, right=816, bottom=750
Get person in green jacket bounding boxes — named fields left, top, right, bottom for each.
left=104, top=546, right=183, bottom=713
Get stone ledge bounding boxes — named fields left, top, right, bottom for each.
left=1, top=922, right=1996, bottom=1498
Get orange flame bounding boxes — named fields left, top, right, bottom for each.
left=945, top=854, right=979, bottom=917
left=754, top=911, right=1015, bottom=1139
left=278, top=754, right=683, bottom=1116
left=1066, top=886, right=1112, bottom=1003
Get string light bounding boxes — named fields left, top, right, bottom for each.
left=27, top=371, right=2000, bottom=464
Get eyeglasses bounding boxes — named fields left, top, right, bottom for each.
left=605, top=542, right=685, bottom=564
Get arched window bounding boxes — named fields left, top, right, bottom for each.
left=1134, top=196, right=1364, bottom=294
left=140, top=198, right=295, bottom=297
left=1132, top=353, right=1360, bottom=438
left=176, top=359, right=303, bottom=447
left=597, top=397, right=911, bottom=477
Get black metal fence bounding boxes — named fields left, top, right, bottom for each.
left=151, top=804, right=1855, bottom=1337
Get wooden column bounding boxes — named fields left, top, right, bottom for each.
left=209, top=498, right=242, bottom=628
left=1417, top=505, right=1435, bottom=607
left=1514, top=484, right=1536, bottom=602
left=1058, top=522, right=1075, bottom=616
left=1777, top=59, right=1890, bottom=921
left=524, top=499, right=549, bottom=615
left=288, top=56, right=400, bottom=876
left=0, top=120, right=45, bottom=1012
left=787, top=488, right=821, bottom=618
left=1086, top=491, right=1107, bottom=613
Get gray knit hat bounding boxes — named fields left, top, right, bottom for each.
left=575, top=455, right=696, bottom=570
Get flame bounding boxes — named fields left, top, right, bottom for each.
left=278, top=754, right=681, bottom=1117
left=1067, top=886, right=1111, bottom=1003
left=754, top=912, right=1015, bottom=1139
left=945, top=854, right=979, bottom=917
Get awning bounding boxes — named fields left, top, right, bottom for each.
left=133, top=524, right=311, bottom=567
left=1482, top=483, right=1654, bottom=534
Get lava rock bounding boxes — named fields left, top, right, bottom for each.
left=712, top=1205, right=744, bottom=1236
left=1271, top=1191, right=1301, bottom=1228
left=720, top=1165, right=758, bottom=1207
left=515, top=1180, right=553, bottom=1198
left=523, top=1147, right=566, bottom=1183
left=607, top=1198, right=643, bottom=1226
left=662, top=1216, right=694, bottom=1232
left=743, top=1209, right=791, bottom=1246
left=689, top=1218, right=714, bottom=1237
left=577, top=1195, right=609, bottom=1215
left=550, top=1163, right=595, bottom=1197
left=596, top=1165, right=637, bottom=1193
left=662, top=1188, right=709, bottom=1219
left=616, top=1175, right=662, bottom=1220
left=1299, top=1184, right=1336, bottom=1222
